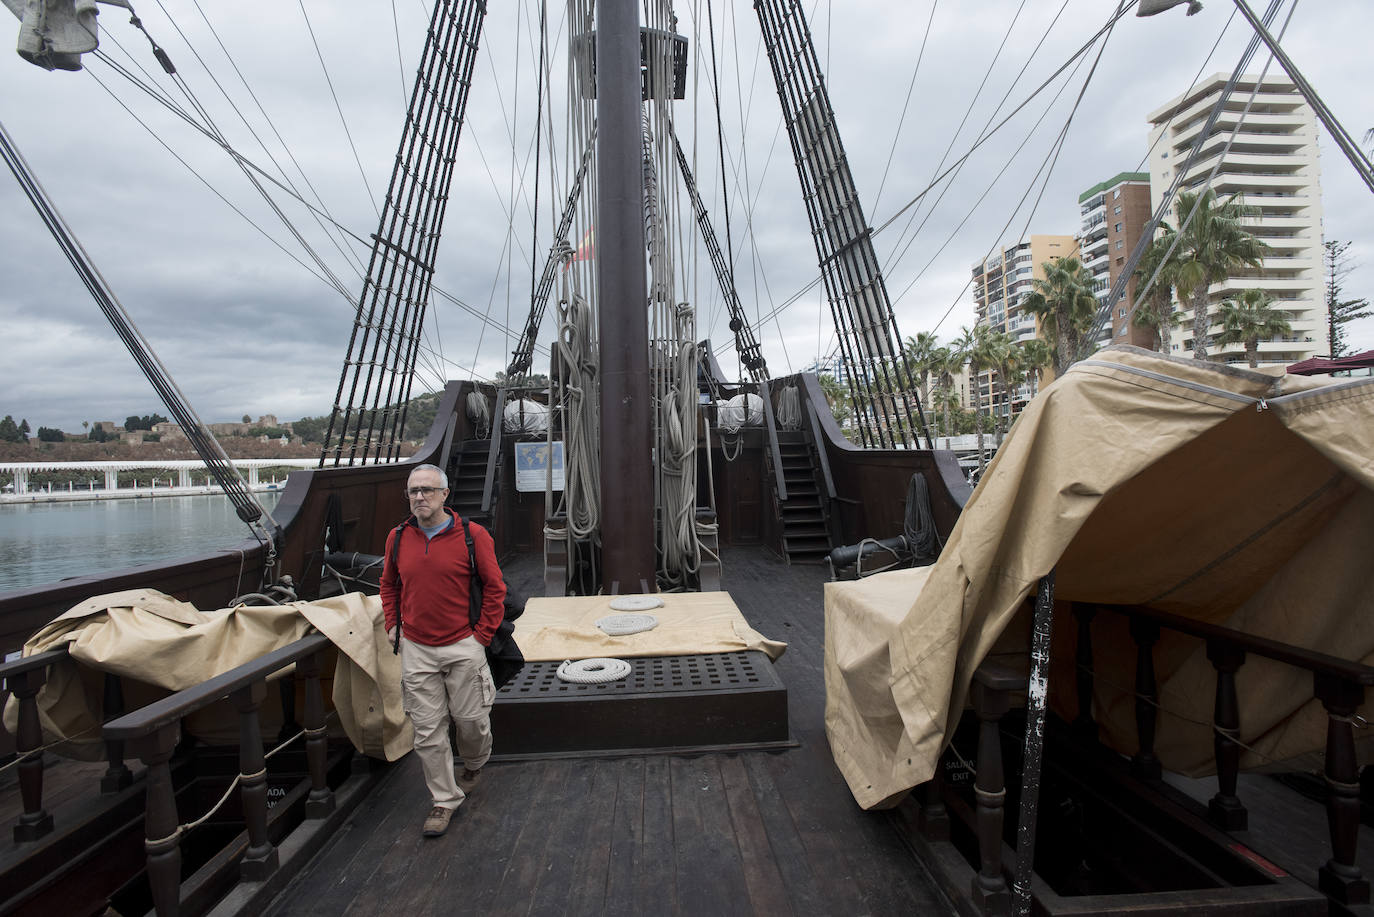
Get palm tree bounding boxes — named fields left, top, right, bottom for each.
left=1021, top=256, right=1098, bottom=378
left=1018, top=338, right=1053, bottom=391
left=817, top=373, right=852, bottom=425
left=1133, top=225, right=1183, bottom=352
left=1215, top=289, right=1293, bottom=368
left=985, top=330, right=1018, bottom=445
left=902, top=331, right=939, bottom=405
left=1168, top=189, right=1268, bottom=360
left=927, top=346, right=958, bottom=438
left=963, top=324, right=1001, bottom=472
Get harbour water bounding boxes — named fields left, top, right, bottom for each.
left=0, top=491, right=284, bottom=593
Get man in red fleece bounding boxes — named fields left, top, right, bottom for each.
left=381, top=463, right=507, bottom=838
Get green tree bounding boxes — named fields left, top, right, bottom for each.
left=1168, top=189, right=1268, bottom=360
left=90, top=423, right=109, bottom=442
left=1324, top=240, right=1371, bottom=358
left=902, top=332, right=939, bottom=405
left=1022, top=256, right=1098, bottom=378
left=927, top=347, right=959, bottom=438
left=816, top=373, right=852, bottom=426
left=1133, top=225, right=1184, bottom=353
left=37, top=426, right=65, bottom=442
left=125, top=414, right=169, bottom=432
left=0, top=415, right=21, bottom=443
left=959, top=324, right=1002, bottom=472
left=242, top=414, right=252, bottom=424
left=1215, top=289, right=1293, bottom=368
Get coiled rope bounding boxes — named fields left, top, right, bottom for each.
left=557, top=657, right=632, bottom=683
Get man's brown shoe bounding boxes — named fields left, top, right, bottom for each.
left=422, top=806, right=453, bottom=837
left=458, top=767, right=482, bottom=792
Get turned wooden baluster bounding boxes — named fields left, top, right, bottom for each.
left=1315, top=673, right=1370, bottom=905
left=918, top=759, right=949, bottom=842
left=1071, top=603, right=1097, bottom=740
left=1129, top=617, right=1162, bottom=780
left=7, top=666, right=54, bottom=841
left=133, top=724, right=182, bottom=917
left=300, top=650, right=335, bottom=818
left=234, top=681, right=280, bottom=881
left=970, top=662, right=1020, bottom=917
left=277, top=675, right=298, bottom=746
left=1205, top=639, right=1247, bottom=830
left=101, top=673, right=134, bottom=793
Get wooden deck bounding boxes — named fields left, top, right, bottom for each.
left=262, top=547, right=953, bottom=916
left=4, top=547, right=1372, bottom=914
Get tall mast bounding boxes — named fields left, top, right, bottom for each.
left=595, top=0, right=655, bottom=591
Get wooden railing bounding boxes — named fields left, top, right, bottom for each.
left=102, top=632, right=336, bottom=917
left=760, top=381, right=788, bottom=502
left=0, top=645, right=136, bottom=842
left=951, top=601, right=1374, bottom=913
left=1075, top=602, right=1374, bottom=907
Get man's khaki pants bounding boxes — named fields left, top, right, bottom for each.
left=400, top=635, right=495, bottom=810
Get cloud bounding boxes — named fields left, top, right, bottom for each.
left=1, top=0, right=1369, bottom=435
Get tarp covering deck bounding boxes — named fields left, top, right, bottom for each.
left=825, top=345, right=1374, bottom=809
left=5, top=590, right=413, bottom=761
left=516, top=592, right=786, bottom=662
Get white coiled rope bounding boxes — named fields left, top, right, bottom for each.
left=557, top=657, right=632, bottom=684
left=465, top=391, right=491, bottom=438
left=596, top=613, right=659, bottom=636
left=776, top=384, right=803, bottom=431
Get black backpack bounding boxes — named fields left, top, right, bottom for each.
left=388, top=514, right=525, bottom=689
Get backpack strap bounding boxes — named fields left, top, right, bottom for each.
left=460, top=515, right=485, bottom=632
left=388, top=518, right=410, bottom=654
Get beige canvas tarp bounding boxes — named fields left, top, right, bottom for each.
left=5, top=589, right=412, bottom=762
left=825, top=346, right=1374, bottom=810
left=516, top=592, right=786, bottom=662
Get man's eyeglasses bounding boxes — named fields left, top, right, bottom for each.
left=406, top=486, right=443, bottom=498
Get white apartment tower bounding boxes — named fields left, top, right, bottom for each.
left=1146, top=73, right=1326, bottom=365
left=970, top=235, right=1077, bottom=419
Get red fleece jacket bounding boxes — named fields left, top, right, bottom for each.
left=380, top=510, right=507, bottom=647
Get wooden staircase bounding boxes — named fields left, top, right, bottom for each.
left=447, top=438, right=497, bottom=527
left=775, top=432, right=832, bottom=564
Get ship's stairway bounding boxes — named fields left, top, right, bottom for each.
left=447, top=438, right=498, bottom=527
left=776, top=433, right=832, bottom=565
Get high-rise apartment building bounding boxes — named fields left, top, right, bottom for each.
left=970, top=234, right=1077, bottom=419
left=1078, top=172, right=1155, bottom=349
left=1146, top=73, right=1326, bottom=365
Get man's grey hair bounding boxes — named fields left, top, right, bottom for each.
left=410, top=463, right=449, bottom=488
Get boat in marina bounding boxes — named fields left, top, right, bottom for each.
left=1, top=1, right=1372, bottom=915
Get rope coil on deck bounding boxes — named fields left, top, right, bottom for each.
left=557, top=658, right=632, bottom=683
left=595, top=613, right=659, bottom=636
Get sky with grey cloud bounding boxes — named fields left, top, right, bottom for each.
left=1, top=0, right=1369, bottom=434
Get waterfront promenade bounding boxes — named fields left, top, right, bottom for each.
left=0, top=459, right=319, bottom=504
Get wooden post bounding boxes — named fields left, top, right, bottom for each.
left=133, top=724, right=182, bottom=917
left=918, top=762, right=950, bottom=842
left=7, top=668, right=53, bottom=842
left=277, top=675, right=298, bottom=746
left=970, top=662, right=1020, bottom=917
left=1071, top=603, right=1097, bottom=740
left=1314, top=673, right=1370, bottom=905
left=300, top=651, right=335, bottom=818
left=1129, top=616, right=1162, bottom=780
left=101, top=673, right=134, bottom=793
left=234, top=681, right=279, bottom=881
left=1205, top=639, right=1247, bottom=830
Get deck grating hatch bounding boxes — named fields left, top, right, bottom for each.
left=491, top=651, right=789, bottom=756
left=501, top=652, right=771, bottom=698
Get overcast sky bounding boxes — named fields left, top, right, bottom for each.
left=1, top=0, right=1369, bottom=433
